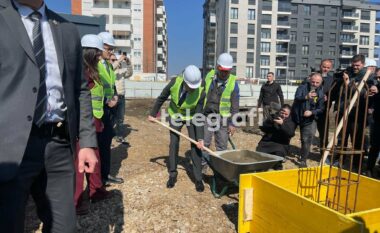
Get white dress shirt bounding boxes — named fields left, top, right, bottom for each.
left=15, top=1, right=66, bottom=123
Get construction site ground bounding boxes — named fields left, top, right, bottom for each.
left=24, top=99, right=376, bottom=233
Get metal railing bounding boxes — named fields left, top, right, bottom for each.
left=342, top=12, right=359, bottom=18
left=341, top=25, right=358, bottom=31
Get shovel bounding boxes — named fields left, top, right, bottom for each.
left=151, top=118, right=218, bottom=156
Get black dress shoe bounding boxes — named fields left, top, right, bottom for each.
left=106, top=175, right=124, bottom=184
left=166, top=176, right=177, bottom=188
left=195, top=181, right=204, bottom=192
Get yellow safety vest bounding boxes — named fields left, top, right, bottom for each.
left=168, top=76, right=203, bottom=120
left=98, top=60, right=116, bottom=101
left=90, top=79, right=105, bottom=119
left=204, top=69, right=236, bottom=117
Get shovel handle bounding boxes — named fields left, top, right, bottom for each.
left=152, top=118, right=218, bottom=157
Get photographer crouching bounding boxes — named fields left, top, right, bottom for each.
left=256, top=104, right=296, bottom=170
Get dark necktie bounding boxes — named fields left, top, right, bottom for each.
left=30, top=11, right=47, bottom=126
left=178, top=90, right=187, bottom=106
left=104, top=61, right=110, bottom=74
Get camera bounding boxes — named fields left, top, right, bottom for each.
left=268, top=102, right=282, bottom=121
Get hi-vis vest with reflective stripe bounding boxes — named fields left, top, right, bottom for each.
left=168, top=76, right=203, bottom=120
left=204, top=69, right=236, bottom=117
left=98, top=61, right=116, bottom=101
left=90, top=80, right=105, bottom=119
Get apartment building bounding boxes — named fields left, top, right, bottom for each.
left=203, top=0, right=380, bottom=81
left=72, top=0, right=168, bottom=76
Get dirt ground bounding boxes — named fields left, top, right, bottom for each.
left=24, top=99, right=344, bottom=233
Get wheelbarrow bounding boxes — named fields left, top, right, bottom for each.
left=152, top=119, right=283, bottom=197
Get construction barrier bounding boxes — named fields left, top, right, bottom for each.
left=238, top=166, right=380, bottom=233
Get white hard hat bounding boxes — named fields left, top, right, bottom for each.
left=183, top=65, right=201, bottom=89
left=217, top=53, right=233, bottom=70
left=98, top=31, right=116, bottom=46
left=81, top=34, right=104, bottom=51
left=365, top=58, right=377, bottom=67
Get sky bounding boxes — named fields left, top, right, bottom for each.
left=44, top=0, right=203, bottom=76
left=43, top=0, right=380, bottom=74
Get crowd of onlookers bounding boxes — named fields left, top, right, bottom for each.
left=256, top=55, right=380, bottom=177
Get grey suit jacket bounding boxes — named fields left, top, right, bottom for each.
left=0, top=2, right=97, bottom=182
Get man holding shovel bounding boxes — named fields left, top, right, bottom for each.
left=148, top=65, right=206, bottom=192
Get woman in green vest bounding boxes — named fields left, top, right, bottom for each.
left=74, top=34, right=111, bottom=215
left=148, top=65, right=206, bottom=192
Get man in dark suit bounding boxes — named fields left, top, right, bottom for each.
left=0, top=0, right=98, bottom=232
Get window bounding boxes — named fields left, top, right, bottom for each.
left=247, top=52, right=254, bottom=63
left=330, top=33, right=336, bottom=42
left=317, top=20, right=324, bottom=29
left=261, top=28, right=271, bottom=39
left=302, top=45, right=309, bottom=55
left=359, top=48, right=369, bottom=57
left=331, top=7, right=337, bottom=17
left=289, top=44, right=296, bottom=54
left=360, top=36, right=370, bottom=45
left=230, top=8, right=238, bottom=19
left=231, top=0, right=239, bottom=4
left=360, top=23, right=370, bottom=33
left=133, top=64, right=141, bottom=71
left=247, top=38, right=255, bottom=49
left=133, top=51, right=141, bottom=57
left=260, top=56, right=270, bottom=66
left=262, top=0, right=272, bottom=11
left=248, top=9, right=255, bottom=20
left=290, top=18, right=297, bottom=28
left=315, top=58, right=322, bottom=67
left=260, top=42, right=271, bottom=52
left=318, top=6, right=325, bottom=16
left=230, top=23, right=238, bottom=34
left=315, top=45, right=322, bottom=55
left=291, top=5, right=298, bottom=14
left=288, top=57, right=296, bottom=67
left=361, top=11, right=370, bottom=20
left=302, top=58, right=308, bottom=68
left=303, top=5, right=311, bottom=15
left=290, top=32, right=297, bottom=41
left=330, top=20, right=337, bottom=29
left=260, top=68, right=269, bottom=79
left=317, top=32, right=324, bottom=42
left=246, top=66, right=254, bottom=78
left=247, top=24, right=255, bottom=35
left=248, top=0, right=255, bottom=5
left=261, top=14, right=271, bottom=25
left=303, top=32, right=310, bottom=42
left=304, top=19, right=310, bottom=29
left=288, top=70, right=295, bottom=78
left=329, top=46, right=336, bottom=56
left=230, top=37, right=237, bottom=48
left=230, top=52, right=237, bottom=63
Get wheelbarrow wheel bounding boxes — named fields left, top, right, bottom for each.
left=211, top=173, right=230, bottom=198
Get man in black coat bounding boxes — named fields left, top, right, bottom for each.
left=0, top=1, right=98, bottom=232
left=256, top=104, right=296, bottom=169
left=258, top=72, right=284, bottom=120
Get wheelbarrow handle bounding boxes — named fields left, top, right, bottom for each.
left=152, top=119, right=218, bottom=157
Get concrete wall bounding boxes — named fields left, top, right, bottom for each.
left=124, top=80, right=297, bottom=100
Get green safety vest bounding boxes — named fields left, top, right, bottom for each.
left=90, top=79, right=105, bottom=119
left=98, top=60, right=116, bottom=101
left=204, top=69, right=236, bottom=117
left=168, top=76, right=203, bottom=120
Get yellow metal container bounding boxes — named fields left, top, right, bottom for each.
left=238, top=166, right=380, bottom=233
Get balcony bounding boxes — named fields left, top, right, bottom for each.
left=276, top=61, right=287, bottom=67
left=340, top=51, right=355, bottom=58
left=342, top=12, right=359, bottom=19
left=113, top=1, right=131, bottom=9
left=157, top=6, right=163, bottom=15
left=278, top=3, right=291, bottom=14
left=276, top=48, right=288, bottom=54
left=277, top=34, right=290, bottom=41
left=277, top=20, right=290, bottom=27
left=340, top=63, right=350, bottom=69
left=114, top=39, right=131, bottom=48
left=93, top=1, right=109, bottom=8
left=157, top=21, right=163, bottom=28
left=341, top=25, right=358, bottom=32
left=262, top=5, right=272, bottom=11
left=341, top=38, right=358, bottom=44
left=261, top=20, right=272, bottom=25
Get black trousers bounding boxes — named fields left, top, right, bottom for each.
left=368, top=121, right=380, bottom=172
left=0, top=123, right=76, bottom=233
left=98, top=106, right=115, bottom=181
left=168, top=119, right=202, bottom=182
